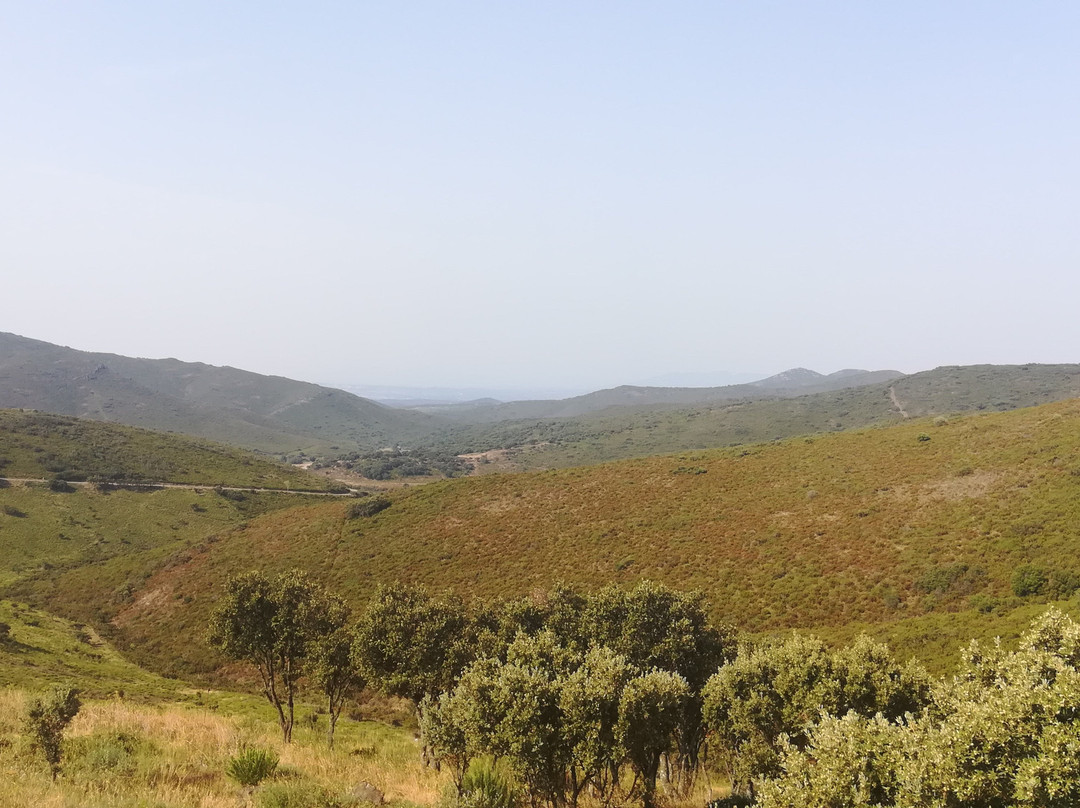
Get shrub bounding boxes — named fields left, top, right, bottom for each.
left=915, top=564, right=985, bottom=597
left=346, top=497, right=391, bottom=519
left=969, top=594, right=1001, bottom=614
left=226, top=747, right=279, bottom=786
left=451, top=760, right=520, bottom=808
left=69, top=730, right=145, bottom=776
left=256, top=781, right=340, bottom=808
left=1049, top=569, right=1080, bottom=598
left=25, top=686, right=81, bottom=779
left=1012, top=564, right=1049, bottom=597
left=2, top=504, right=27, bottom=518
left=707, top=797, right=754, bottom=808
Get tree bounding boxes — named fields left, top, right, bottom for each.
left=560, top=646, right=634, bottom=807
left=306, top=598, right=364, bottom=748
left=26, top=686, right=81, bottom=780
left=702, top=632, right=929, bottom=797
left=754, top=611, right=1080, bottom=807
left=585, top=581, right=734, bottom=791
left=433, top=632, right=585, bottom=808
left=421, top=690, right=474, bottom=791
left=208, top=570, right=333, bottom=743
left=618, top=671, right=689, bottom=808
left=354, top=583, right=471, bottom=712
left=703, top=634, right=840, bottom=793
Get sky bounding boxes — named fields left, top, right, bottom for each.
left=3, top=2, right=1080, bottom=391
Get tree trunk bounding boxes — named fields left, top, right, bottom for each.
left=328, top=703, right=339, bottom=749
left=284, top=687, right=295, bottom=743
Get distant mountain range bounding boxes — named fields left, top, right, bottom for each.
left=0, top=332, right=435, bottom=455
left=427, top=363, right=1080, bottom=470
left=413, top=368, right=904, bottom=422
left=3, top=332, right=1078, bottom=469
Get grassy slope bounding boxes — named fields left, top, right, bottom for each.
left=436, top=364, right=1080, bottom=470
left=110, top=397, right=1080, bottom=675
left=0, top=626, right=436, bottom=808
left=0, top=600, right=189, bottom=700
left=0, top=416, right=343, bottom=672
left=0, top=409, right=339, bottom=490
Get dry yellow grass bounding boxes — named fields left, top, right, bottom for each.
left=0, top=688, right=442, bottom=808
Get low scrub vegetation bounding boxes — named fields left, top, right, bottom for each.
left=102, top=398, right=1080, bottom=677
left=225, top=746, right=279, bottom=785
left=0, top=686, right=438, bottom=808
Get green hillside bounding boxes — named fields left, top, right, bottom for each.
left=7, top=333, right=1080, bottom=480
left=0, top=409, right=340, bottom=490
left=0, top=414, right=346, bottom=674
left=438, top=364, right=1080, bottom=470
left=79, top=397, right=1080, bottom=677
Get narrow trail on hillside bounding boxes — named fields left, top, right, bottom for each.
left=889, top=386, right=909, bottom=419
left=0, top=478, right=355, bottom=496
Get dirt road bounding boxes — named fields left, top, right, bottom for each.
left=889, top=386, right=909, bottom=419
left=0, top=478, right=355, bottom=496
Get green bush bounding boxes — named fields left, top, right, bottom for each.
left=68, top=730, right=146, bottom=776
left=445, top=760, right=520, bottom=808
left=914, top=564, right=985, bottom=597
left=707, top=797, right=754, bottom=808
left=256, top=781, right=340, bottom=808
left=1012, top=564, right=1049, bottom=597
left=346, top=497, right=391, bottom=519
left=226, top=747, right=279, bottom=786
left=969, top=593, right=1001, bottom=614
left=1049, top=568, right=1080, bottom=598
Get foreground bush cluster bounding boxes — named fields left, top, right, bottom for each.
left=754, top=609, right=1080, bottom=808
left=18, top=570, right=1080, bottom=808
left=215, top=574, right=1024, bottom=808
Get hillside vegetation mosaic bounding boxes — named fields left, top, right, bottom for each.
left=5, top=394, right=1080, bottom=806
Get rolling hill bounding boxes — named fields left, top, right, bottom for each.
left=0, top=409, right=341, bottom=490
left=37, top=396, right=1080, bottom=678
left=7, top=333, right=1080, bottom=486
left=435, top=363, right=1080, bottom=470
left=414, top=368, right=903, bottom=421
left=0, top=332, right=437, bottom=455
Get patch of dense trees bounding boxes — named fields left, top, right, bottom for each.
left=209, top=575, right=1080, bottom=808
left=333, top=448, right=471, bottom=480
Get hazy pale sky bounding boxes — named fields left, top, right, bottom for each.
left=3, top=2, right=1079, bottom=389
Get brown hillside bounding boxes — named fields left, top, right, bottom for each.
left=55, top=398, right=1080, bottom=676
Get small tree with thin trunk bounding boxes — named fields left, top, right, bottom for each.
left=307, top=607, right=365, bottom=748
left=209, top=570, right=330, bottom=743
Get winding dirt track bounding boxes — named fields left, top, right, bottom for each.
left=0, top=478, right=355, bottom=496
left=889, top=386, right=909, bottom=419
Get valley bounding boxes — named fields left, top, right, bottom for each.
left=4, top=340, right=1080, bottom=806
